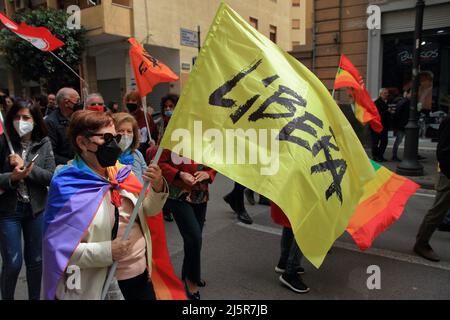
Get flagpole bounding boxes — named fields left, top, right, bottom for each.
left=142, top=97, right=156, bottom=145
left=0, top=109, right=15, bottom=155
left=49, top=51, right=89, bottom=89
left=101, top=146, right=163, bottom=300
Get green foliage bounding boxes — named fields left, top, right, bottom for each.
left=0, top=7, right=86, bottom=92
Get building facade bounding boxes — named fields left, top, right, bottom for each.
left=1, top=0, right=310, bottom=111
left=291, top=0, right=450, bottom=114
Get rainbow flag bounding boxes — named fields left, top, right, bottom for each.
left=42, top=157, right=184, bottom=300
left=347, top=160, right=420, bottom=250
left=42, top=158, right=141, bottom=299
left=334, top=54, right=383, bottom=133
left=146, top=214, right=187, bottom=300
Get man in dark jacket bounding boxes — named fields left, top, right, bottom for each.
left=45, top=88, right=80, bottom=165
left=414, top=115, right=450, bottom=261
left=371, top=88, right=390, bottom=162
left=391, top=89, right=411, bottom=161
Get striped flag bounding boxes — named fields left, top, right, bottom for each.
left=346, top=160, right=420, bottom=250
left=0, top=12, right=64, bottom=52
left=334, top=54, right=383, bottom=133
left=146, top=214, right=187, bottom=300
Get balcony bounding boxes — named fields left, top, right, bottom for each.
left=60, top=0, right=133, bottom=39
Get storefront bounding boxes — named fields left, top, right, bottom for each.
left=367, top=0, right=450, bottom=115
left=382, top=27, right=450, bottom=113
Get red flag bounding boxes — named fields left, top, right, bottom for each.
left=146, top=213, right=187, bottom=300
left=0, top=12, right=64, bottom=52
left=128, top=38, right=179, bottom=97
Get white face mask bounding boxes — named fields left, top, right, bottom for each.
left=13, top=120, right=34, bottom=137
left=118, top=134, right=133, bottom=152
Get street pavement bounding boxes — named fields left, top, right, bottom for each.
left=4, top=136, right=450, bottom=300
left=165, top=174, right=450, bottom=300
left=370, top=134, right=439, bottom=189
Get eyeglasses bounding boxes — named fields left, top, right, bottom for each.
left=66, top=98, right=81, bottom=105
left=87, top=132, right=122, bottom=144
left=89, top=102, right=104, bottom=106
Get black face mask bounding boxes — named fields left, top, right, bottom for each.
left=73, top=102, right=84, bottom=112
left=126, top=103, right=138, bottom=113
left=90, top=139, right=122, bottom=168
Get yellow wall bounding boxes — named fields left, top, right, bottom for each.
left=290, top=0, right=312, bottom=48
left=132, top=0, right=294, bottom=75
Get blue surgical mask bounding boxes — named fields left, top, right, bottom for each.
left=164, top=110, right=173, bottom=117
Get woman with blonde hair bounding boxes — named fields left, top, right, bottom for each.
left=112, top=113, right=147, bottom=182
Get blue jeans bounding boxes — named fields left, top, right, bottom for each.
left=392, top=130, right=405, bottom=158
left=0, top=202, right=43, bottom=300
left=280, top=227, right=303, bottom=276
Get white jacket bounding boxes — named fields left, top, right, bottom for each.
left=55, top=182, right=168, bottom=300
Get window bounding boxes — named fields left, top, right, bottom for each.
left=292, top=0, right=300, bottom=6
left=292, top=19, right=300, bottom=30
left=249, top=17, right=258, bottom=30
left=270, top=25, right=277, bottom=43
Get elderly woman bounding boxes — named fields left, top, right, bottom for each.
left=112, top=112, right=147, bottom=183
left=42, top=110, right=168, bottom=300
left=112, top=112, right=161, bottom=299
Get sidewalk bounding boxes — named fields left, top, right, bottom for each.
left=365, top=134, right=438, bottom=190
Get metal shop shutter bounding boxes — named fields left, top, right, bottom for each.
left=381, top=3, right=450, bottom=35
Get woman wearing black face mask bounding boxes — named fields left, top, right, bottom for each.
left=124, top=91, right=159, bottom=156
left=42, top=110, right=169, bottom=300
left=0, top=99, right=55, bottom=300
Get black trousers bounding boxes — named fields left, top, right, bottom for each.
left=117, top=269, right=156, bottom=300
left=164, top=199, right=207, bottom=283
left=370, top=128, right=388, bottom=159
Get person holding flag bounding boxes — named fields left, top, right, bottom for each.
left=372, top=88, right=391, bottom=162
left=125, top=36, right=179, bottom=158
left=42, top=110, right=168, bottom=300
left=333, top=54, right=383, bottom=134
left=0, top=99, right=55, bottom=300
left=124, top=90, right=158, bottom=155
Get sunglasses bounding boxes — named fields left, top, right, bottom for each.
left=87, top=132, right=122, bottom=144
left=89, top=102, right=104, bottom=106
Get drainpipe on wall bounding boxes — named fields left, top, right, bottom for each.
left=312, top=0, right=316, bottom=72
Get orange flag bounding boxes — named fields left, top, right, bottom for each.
left=128, top=38, right=179, bottom=97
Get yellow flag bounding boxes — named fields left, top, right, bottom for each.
left=160, top=3, right=375, bottom=267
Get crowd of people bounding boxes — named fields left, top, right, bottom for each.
left=0, top=83, right=448, bottom=300
left=0, top=88, right=196, bottom=300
